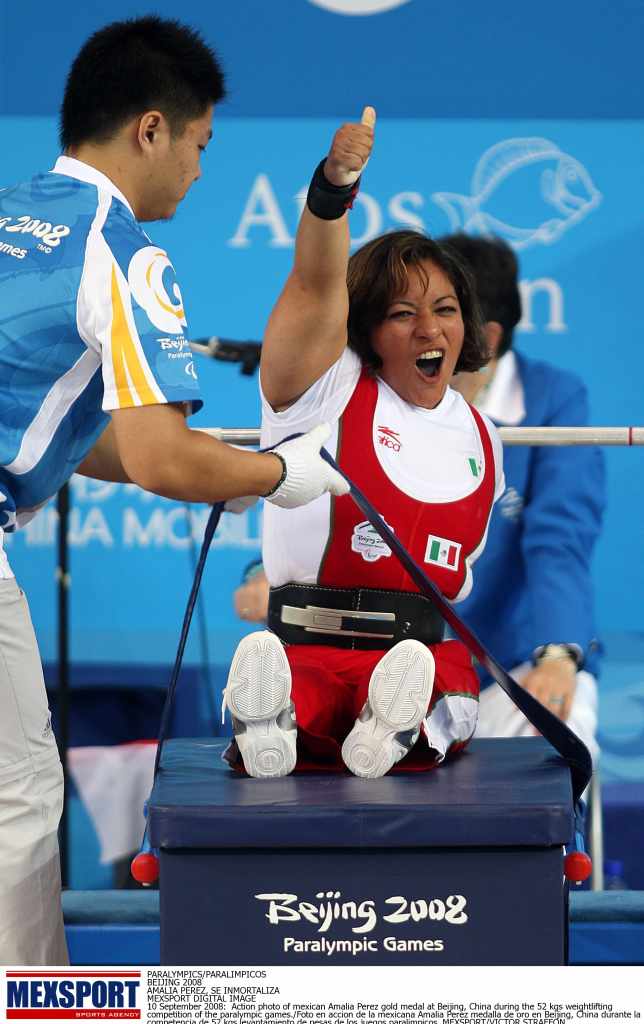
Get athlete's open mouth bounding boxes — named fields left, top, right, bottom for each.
left=415, top=349, right=444, bottom=378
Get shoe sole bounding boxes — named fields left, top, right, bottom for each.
left=342, top=639, right=434, bottom=779
left=225, top=631, right=296, bottom=779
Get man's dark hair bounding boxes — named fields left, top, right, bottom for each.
left=347, top=230, right=488, bottom=374
left=437, top=234, right=522, bottom=357
left=60, top=16, right=226, bottom=149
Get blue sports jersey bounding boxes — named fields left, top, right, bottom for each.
left=0, top=156, right=201, bottom=535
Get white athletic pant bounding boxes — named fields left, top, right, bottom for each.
left=0, top=578, right=68, bottom=965
left=475, top=661, right=599, bottom=765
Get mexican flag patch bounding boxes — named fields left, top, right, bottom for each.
left=424, top=534, right=461, bottom=572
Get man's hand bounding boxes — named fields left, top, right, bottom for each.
left=522, top=658, right=578, bottom=722
left=324, top=106, right=376, bottom=187
left=234, top=569, right=270, bottom=624
left=266, top=422, right=350, bottom=509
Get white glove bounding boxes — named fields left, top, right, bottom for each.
left=224, top=495, right=259, bottom=514
left=265, top=423, right=350, bottom=509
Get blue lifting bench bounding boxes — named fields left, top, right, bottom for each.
left=148, top=737, right=572, bottom=965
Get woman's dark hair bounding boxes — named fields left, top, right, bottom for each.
left=347, top=230, right=489, bottom=373
left=438, top=233, right=522, bottom=357
left=60, top=16, right=226, bottom=149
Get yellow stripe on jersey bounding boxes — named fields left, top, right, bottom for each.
left=110, top=264, right=158, bottom=408
left=110, top=265, right=135, bottom=407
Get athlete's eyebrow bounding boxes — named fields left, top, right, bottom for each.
left=389, top=293, right=457, bottom=307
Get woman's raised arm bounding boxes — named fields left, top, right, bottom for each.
left=261, top=107, right=376, bottom=410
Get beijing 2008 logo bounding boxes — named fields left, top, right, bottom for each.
left=128, top=246, right=187, bottom=335
left=307, top=0, right=411, bottom=14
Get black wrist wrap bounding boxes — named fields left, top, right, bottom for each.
left=306, top=159, right=361, bottom=221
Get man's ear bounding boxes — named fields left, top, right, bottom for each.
left=483, top=320, right=504, bottom=359
left=136, top=111, right=167, bottom=152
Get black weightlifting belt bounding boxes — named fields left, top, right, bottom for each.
left=268, top=583, right=445, bottom=651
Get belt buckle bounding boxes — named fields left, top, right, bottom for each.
left=281, top=603, right=395, bottom=640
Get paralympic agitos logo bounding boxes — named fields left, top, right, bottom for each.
left=5, top=971, right=141, bottom=1019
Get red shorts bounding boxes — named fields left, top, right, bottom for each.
left=282, top=639, right=478, bottom=772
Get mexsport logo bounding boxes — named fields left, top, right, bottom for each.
left=5, top=971, right=141, bottom=1019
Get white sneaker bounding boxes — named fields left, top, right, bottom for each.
left=342, top=639, right=435, bottom=779
left=223, top=631, right=297, bottom=779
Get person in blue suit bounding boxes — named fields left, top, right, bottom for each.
left=441, top=234, right=605, bottom=761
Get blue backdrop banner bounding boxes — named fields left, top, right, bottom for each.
left=1, top=4, right=644, bottom=795
left=3, top=0, right=644, bottom=120
left=2, top=112, right=642, bottom=669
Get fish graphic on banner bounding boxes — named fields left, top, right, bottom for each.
left=433, top=137, right=602, bottom=250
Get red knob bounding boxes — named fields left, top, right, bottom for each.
left=564, top=850, right=592, bottom=883
left=131, top=852, right=159, bottom=885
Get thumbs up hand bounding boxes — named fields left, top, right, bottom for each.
left=324, top=106, right=376, bottom=187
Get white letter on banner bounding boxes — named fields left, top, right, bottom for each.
left=294, top=187, right=307, bottom=218
left=518, top=278, right=566, bottom=334
left=388, top=191, right=425, bottom=231
left=123, top=508, right=166, bottom=547
left=70, top=507, right=114, bottom=547
left=228, top=174, right=293, bottom=248
left=23, top=508, right=57, bottom=547
left=165, top=507, right=198, bottom=550
left=211, top=510, right=260, bottom=550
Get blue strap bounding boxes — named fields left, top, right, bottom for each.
left=151, top=502, right=224, bottom=779
left=318, top=447, right=592, bottom=809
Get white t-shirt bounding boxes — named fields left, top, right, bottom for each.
left=261, top=348, right=505, bottom=592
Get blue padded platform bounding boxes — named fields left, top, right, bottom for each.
left=62, top=891, right=161, bottom=966
left=149, top=736, right=574, bottom=849
left=62, top=891, right=160, bottom=924
left=569, top=892, right=644, bottom=965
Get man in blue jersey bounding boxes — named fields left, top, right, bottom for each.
left=0, top=17, right=347, bottom=965
left=442, top=234, right=605, bottom=760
